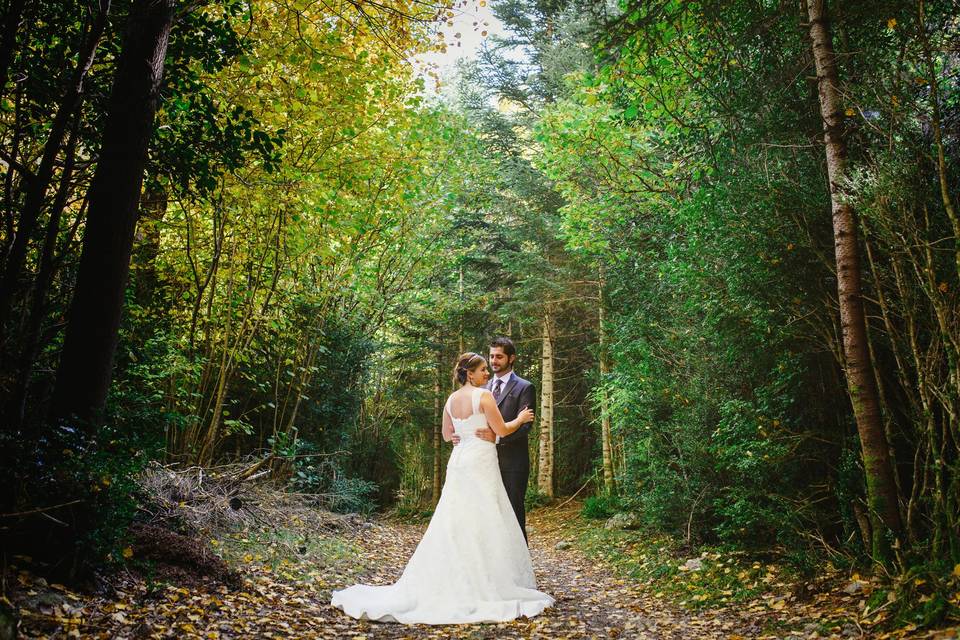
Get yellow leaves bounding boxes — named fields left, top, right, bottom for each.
left=19, top=502, right=942, bottom=640
left=952, top=563, right=960, bottom=578
left=122, top=547, right=134, bottom=559
left=887, top=18, right=897, bottom=29
left=844, top=107, right=856, bottom=116
left=938, top=282, right=949, bottom=293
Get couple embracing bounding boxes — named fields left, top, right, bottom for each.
left=331, top=337, right=554, bottom=624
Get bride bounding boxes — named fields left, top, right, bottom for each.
left=330, top=352, right=554, bottom=624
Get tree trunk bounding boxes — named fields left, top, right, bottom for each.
left=132, top=188, right=167, bottom=309
left=1, top=86, right=23, bottom=253
left=0, top=2, right=110, bottom=343
left=806, top=0, right=903, bottom=560
left=50, top=0, right=177, bottom=426
left=8, top=113, right=82, bottom=431
left=917, top=0, right=959, bottom=282
left=433, top=353, right=442, bottom=505
left=537, top=313, right=554, bottom=498
left=598, top=272, right=615, bottom=494
left=457, top=265, right=464, bottom=354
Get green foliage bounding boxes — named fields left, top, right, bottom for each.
left=568, top=508, right=788, bottom=611
left=2, top=0, right=958, bottom=613
left=581, top=494, right=621, bottom=520
left=531, top=0, right=960, bottom=571
left=290, top=444, right=379, bottom=515
left=326, top=476, right=380, bottom=516
left=0, top=419, right=159, bottom=576
left=525, top=487, right=552, bottom=511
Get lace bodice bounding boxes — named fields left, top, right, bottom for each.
left=446, top=388, right=489, bottom=442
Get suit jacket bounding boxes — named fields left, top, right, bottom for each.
left=487, top=373, right=535, bottom=460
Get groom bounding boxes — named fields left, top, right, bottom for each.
left=479, top=337, right=535, bottom=541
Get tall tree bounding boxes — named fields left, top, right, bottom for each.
left=0, top=0, right=110, bottom=346
left=806, top=0, right=902, bottom=559
left=537, top=312, right=555, bottom=497
left=51, top=0, right=177, bottom=426
left=598, top=270, right=614, bottom=494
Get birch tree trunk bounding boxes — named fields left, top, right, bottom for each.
left=537, top=313, right=554, bottom=498
left=598, top=273, right=615, bottom=494
left=457, top=265, right=464, bottom=355
left=806, top=0, right=903, bottom=559
left=433, top=354, right=442, bottom=505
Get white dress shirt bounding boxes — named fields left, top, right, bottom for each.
left=491, top=371, right=513, bottom=444
left=491, top=370, right=513, bottom=396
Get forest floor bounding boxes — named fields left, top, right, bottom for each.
left=6, top=502, right=959, bottom=639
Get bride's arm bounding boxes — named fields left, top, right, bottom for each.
left=479, top=391, right=534, bottom=437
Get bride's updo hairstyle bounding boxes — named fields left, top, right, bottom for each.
left=454, top=352, right=486, bottom=385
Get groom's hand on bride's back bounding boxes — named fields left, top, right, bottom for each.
left=451, top=434, right=461, bottom=445
left=475, top=427, right=496, bottom=443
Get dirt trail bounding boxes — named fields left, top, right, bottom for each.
left=12, top=506, right=929, bottom=639
left=320, top=507, right=759, bottom=640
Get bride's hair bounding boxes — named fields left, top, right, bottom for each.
left=454, top=352, right=486, bottom=385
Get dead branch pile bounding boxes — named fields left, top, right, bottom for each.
left=136, top=458, right=367, bottom=547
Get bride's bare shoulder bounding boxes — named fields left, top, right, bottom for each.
left=446, top=389, right=469, bottom=406
left=477, top=389, right=496, bottom=404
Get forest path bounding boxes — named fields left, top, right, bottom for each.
left=14, top=504, right=896, bottom=639
left=323, top=505, right=763, bottom=640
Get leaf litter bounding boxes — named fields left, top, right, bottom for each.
left=6, top=501, right=960, bottom=639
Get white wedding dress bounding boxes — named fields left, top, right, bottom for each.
left=331, top=387, right=554, bottom=624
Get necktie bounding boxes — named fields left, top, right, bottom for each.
left=493, top=378, right=503, bottom=400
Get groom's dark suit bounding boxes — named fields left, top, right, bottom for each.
left=487, top=372, right=535, bottom=541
